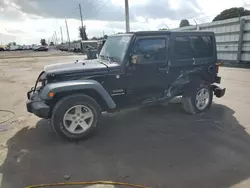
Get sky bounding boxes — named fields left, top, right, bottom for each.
left=0, top=0, right=249, bottom=45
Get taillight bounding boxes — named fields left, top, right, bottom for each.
left=216, top=63, right=220, bottom=73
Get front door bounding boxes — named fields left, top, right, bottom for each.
left=126, top=36, right=169, bottom=104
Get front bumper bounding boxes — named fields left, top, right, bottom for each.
left=26, top=90, right=50, bottom=119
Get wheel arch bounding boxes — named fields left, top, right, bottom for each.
left=40, top=80, right=116, bottom=112
left=182, top=73, right=210, bottom=97
left=52, top=89, right=109, bottom=111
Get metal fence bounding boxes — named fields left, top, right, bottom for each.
left=172, top=16, right=250, bottom=64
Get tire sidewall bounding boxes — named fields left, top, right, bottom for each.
left=52, top=94, right=100, bottom=140
left=191, top=82, right=213, bottom=113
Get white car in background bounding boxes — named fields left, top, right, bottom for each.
left=9, top=45, right=19, bottom=51
left=0, top=45, right=6, bottom=51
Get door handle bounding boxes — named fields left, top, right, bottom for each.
left=159, top=67, right=168, bottom=71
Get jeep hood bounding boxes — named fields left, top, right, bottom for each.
left=44, top=59, right=110, bottom=75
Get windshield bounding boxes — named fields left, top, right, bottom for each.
left=99, top=35, right=132, bottom=64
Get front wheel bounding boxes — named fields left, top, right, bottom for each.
left=182, top=82, right=213, bottom=114
left=51, top=94, right=101, bottom=141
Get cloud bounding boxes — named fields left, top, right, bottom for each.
left=130, top=0, right=201, bottom=20
left=11, top=0, right=124, bottom=21
left=5, top=29, right=26, bottom=34
left=0, top=0, right=27, bottom=21
left=11, top=0, right=201, bottom=21
left=0, top=0, right=247, bottom=45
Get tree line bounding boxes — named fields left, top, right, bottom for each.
left=160, top=7, right=250, bottom=30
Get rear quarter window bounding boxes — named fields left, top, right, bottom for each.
left=190, top=36, right=213, bottom=58
left=174, top=35, right=214, bottom=59
left=173, top=36, right=195, bottom=59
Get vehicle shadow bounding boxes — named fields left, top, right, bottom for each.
left=1, top=103, right=250, bottom=188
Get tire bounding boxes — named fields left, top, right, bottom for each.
left=51, top=94, right=101, bottom=141
left=182, top=81, right=213, bottom=114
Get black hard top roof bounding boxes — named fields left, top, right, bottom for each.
left=110, top=30, right=214, bottom=37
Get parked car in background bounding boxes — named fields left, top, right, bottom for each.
left=9, top=45, right=19, bottom=51
left=0, top=45, right=6, bottom=51
left=22, top=45, right=32, bottom=50
left=33, top=45, right=48, bottom=51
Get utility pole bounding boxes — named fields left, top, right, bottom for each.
left=65, top=19, right=71, bottom=51
left=52, top=33, right=55, bottom=45
left=60, top=27, right=63, bottom=44
left=125, top=0, right=130, bottom=32
left=193, top=19, right=199, bottom=30
left=54, top=31, right=58, bottom=45
left=79, top=4, right=84, bottom=40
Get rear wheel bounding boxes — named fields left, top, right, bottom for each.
left=51, top=94, right=101, bottom=141
left=182, top=82, right=213, bottom=114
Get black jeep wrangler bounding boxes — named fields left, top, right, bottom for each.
left=26, top=31, right=225, bottom=140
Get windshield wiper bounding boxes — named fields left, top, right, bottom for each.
left=106, top=56, right=120, bottom=62
left=99, top=55, right=109, bottom=61
left=99, top=55, right=120, bottom=62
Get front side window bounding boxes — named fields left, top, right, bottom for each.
left=134, top=38, right=167, bottom=62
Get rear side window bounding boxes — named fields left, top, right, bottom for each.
left=190, top=36, right=213, bottom=58
left=174, top=37, right=194, bottom=59
left=135, top=38, right=167, bottom=61
left=174, top=36, right=214, bottom=59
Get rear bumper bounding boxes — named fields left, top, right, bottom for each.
left=26, top=90, right=50, bottom=119
left=211, top=83, right=226, bottom=98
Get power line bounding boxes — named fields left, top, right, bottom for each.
left=81, top=0, right=104, bottom=20
left=94, top=0, right=110, bottom=11
left=92, top=0, right=103, bottom=8
left=91, top=0, right=112, bottom=18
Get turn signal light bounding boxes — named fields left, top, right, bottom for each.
left=48, top=91, right=54, bottom=97
left=216, top=63, right=220, bottom=73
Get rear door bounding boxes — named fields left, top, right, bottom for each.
left=167, top=34, right=197, bottom=88
left=168, top=33, right=215, bottom=89
left=189, top=35, right=216, bottom=82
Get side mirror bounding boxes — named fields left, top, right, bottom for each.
left=130, top=54, right=143, bottom=65
left=131, top=55, right=137, bottom=65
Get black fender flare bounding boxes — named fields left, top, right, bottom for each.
left=40, top=80, right=116, bottom=109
